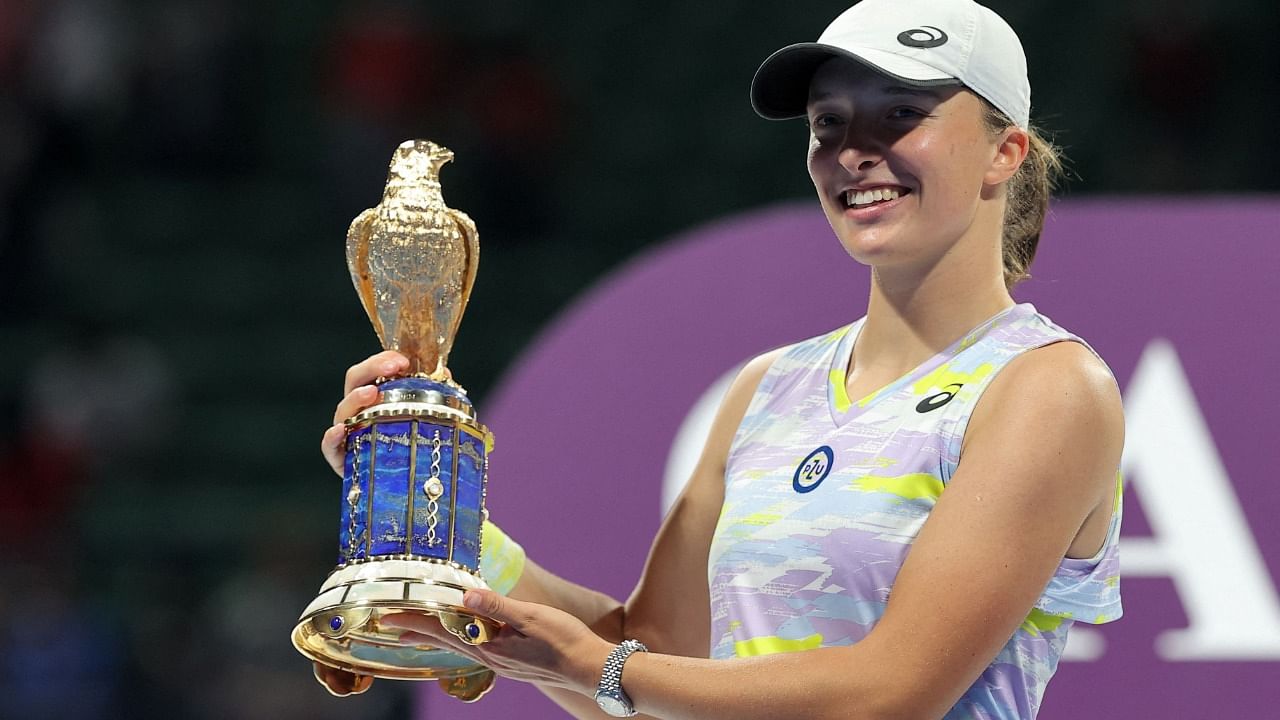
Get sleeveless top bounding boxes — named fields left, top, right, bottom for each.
left=708, top=303, right=1122, bottom=720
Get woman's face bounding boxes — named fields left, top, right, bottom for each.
left=805, top=57, right=1012, bottom=274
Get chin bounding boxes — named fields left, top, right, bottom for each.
left=835, top=227, right=904, bottom=264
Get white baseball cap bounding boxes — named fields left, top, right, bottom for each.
left=750, top=0, right=1030, bottom=128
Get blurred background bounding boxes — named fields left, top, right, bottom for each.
left=0, top=0, right=1277, bottom=718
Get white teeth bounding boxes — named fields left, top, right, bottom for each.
left=845, top=188, right=902, bottom=207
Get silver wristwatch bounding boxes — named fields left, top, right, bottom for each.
left=594, top=639, right=648, bottom=717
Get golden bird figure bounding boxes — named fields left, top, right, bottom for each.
left=346, top=140, right=479, bottom=382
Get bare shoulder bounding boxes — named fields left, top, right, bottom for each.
left=970, top=340, right=1121, bottom=431
left=699, top=346, right=789, bottom=466
left=1002, top=339, right=1118, bottom=393
left=964, top=339, right=1124, bottom=505
left=727, top=346, right=789, bottom=403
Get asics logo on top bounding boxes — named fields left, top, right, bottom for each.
left=897, top=26, right=948, bottom=49
left=915, top=383, right=963, bottom=413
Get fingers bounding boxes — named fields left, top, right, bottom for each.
left=463, top=590, right=528, bottom=632
left=343, top=351, right=410, bottom=395
left=321, top=423, right=346, bottom=477
left=324, top=351, right=409, bottom=476
left=325, top=383, right=380, bottom=476
left=395, top=629, right=554, bottom=686
left=382, top=611, right=447, bottom=635
left=387, top=619, right=484, bottom=665
left=332, top=384, right=380, bottom=425
left=383, top=613, right=493, bottom=657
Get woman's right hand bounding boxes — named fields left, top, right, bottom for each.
left=320, top=350, right=410, bottom=477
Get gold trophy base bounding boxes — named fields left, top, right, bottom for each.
left=292, top=559, right=501, bottom=697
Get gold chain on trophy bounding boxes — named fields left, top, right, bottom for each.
left=424, top=430, right=444, bottom=546
left=346, top=433, right=366, bottom=559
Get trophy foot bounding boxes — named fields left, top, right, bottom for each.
left=292, top=569, right=502, bottom=682
left=439, top=669, right=498, bottom=702
left=313, top=662, right=374, bottom=697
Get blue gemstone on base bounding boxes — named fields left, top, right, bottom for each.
left=330, top=616, right=344, bottom=632
left=466, top=622, right=480, bottom=639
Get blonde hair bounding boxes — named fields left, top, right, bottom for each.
left=980, top=102, right=1066, bottom=289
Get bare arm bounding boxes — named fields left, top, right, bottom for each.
left=511, top=350, right=784, bottom=717
left=438, top=341, right=1123, bottom=719
left=321, top=349, right=782, bottom=711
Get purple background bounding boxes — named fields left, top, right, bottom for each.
left=419, top=199, right=1280, bottom=718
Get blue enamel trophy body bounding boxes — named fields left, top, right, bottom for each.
left=292, top=140, right=497, bottom=700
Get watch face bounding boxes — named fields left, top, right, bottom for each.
left=596, top=694, right=630, bottom=717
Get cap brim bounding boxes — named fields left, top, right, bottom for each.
left=750, top=43, right=961, bottom=120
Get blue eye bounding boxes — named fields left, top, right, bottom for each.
left=889, top=106, right=925, bottom=119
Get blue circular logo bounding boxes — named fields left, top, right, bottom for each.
left=793, top=446, right=834, bottom=493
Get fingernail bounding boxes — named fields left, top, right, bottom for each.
left=382, top=362, right=399, bottom=374
left=463, top=592, right=481, bottom=610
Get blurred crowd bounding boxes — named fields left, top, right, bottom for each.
left=0, top=1, right=568, bottom=717
left=0, top=0, right=1275, bottom=718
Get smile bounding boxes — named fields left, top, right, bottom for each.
left=843, top=186, right=911, bottom=209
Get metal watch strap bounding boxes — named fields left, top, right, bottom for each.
left=594, top=639, right=649, bottom=717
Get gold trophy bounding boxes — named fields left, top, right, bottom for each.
left=291, top=140, right=499, bottom=702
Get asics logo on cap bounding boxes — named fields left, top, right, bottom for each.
left=897, top=26, right=948, bottom=49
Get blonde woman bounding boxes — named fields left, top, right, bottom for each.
left=319, top=1, right=1123, bottom=717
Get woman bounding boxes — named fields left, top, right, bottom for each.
left=318, top=0, right=1124, bottom=717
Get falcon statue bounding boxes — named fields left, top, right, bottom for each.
left=345, top=140, right=479, bottom=382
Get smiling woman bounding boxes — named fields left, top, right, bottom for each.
left=315, top=1, right=1123, bottom=719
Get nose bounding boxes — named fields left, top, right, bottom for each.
left=837, top=140, right=884, bottom=174
left=834, top=119, right=886, bottom=174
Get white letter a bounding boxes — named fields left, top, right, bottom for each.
left=1121, top=339, right=1280, bottom=659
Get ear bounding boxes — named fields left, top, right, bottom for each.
left=984, top=126, right=1030, bottom=186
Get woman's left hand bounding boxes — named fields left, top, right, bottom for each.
left=383, top=590, right=615, bottom=695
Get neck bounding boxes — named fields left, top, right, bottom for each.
left=852, top=212, right=1014, bottom=375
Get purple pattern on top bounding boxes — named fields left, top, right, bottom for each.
left=709, top=303, right=1122, bottom=719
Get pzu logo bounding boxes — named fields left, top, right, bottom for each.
left=793, top=446, right=835, bottom=494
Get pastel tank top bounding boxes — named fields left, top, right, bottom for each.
left=708, top=303, right=1122, bottom=720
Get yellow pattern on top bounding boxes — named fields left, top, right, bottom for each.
left=850, top=473, right=945, bottom=501
left=1021, top=608, right=1070, bottom=636
left=734, top=633, right=824, bottom=657
left=829, top=368, right=853, bottom=412
left=738, top=511, right=784, bottom=527
left=821, top=325, right=853, bottom=345
left=910, top=361, right=996, bottom=396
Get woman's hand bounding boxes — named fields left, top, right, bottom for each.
left=383, top=590, right=615, bottom=695
left=312, top=350, right=411, bottom=691
left=320, top=350, right=410, bottom=476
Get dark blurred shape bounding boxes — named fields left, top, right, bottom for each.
left=1122, top=6, right=1223, bottom=191
left=0, top=554, right=122, bottom=719
left=125, top=1, right=261, bottom=174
